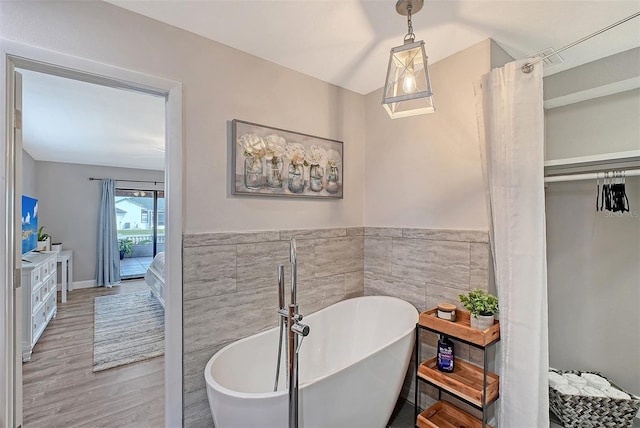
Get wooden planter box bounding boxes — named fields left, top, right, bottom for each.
left=418, top=309, right=500, bottom=347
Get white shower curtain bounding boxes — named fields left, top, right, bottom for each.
left=474, top=59, right=549, bottom=426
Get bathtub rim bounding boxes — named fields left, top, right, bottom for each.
left=204, top=295, right=418, bottom=400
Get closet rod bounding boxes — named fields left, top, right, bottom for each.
left=545, top=169, right=640, bottom=183
left=88, top=177, right=164, bottom=184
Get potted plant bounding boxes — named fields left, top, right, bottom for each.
left=118, top=238, right=133, bottom=260
left=37, top=226, right=51, bottom=251
left=459, top=288, right=499, bottom=331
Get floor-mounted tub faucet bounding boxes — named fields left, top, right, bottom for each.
left=274, top=237, right=309, bottom=428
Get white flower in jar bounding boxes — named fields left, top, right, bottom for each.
left=263, top=134, right=287, bottom=160
left=237, top=133, right=266, bottom=158
left=286, top=143, right=307, bottom=165
left=307, top=145, right=326, bottom=165
left=326, top=149, right=341, bottom=168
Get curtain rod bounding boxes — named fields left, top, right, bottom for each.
left=545, top=168, right=640, bottom=183
left=522, top=11, right=640, bottom=73
left=88, top=177, right=164, bottom=185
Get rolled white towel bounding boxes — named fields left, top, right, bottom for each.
left=580, top=386, right=607, bottom=397
left=563, top=373, right=587, bottom=388
left=601, top=386, right=631, bottom=400
left=549, top=372, right=569, bottom=388
left=580, top=373, right=610, bottom=389
left=554, top=384, right=580, bottom=396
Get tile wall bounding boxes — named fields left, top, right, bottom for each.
left=182, top=226, right=490, bottom=427
left=363, top=227, right=491, bottom=415
left=182, top=227, right=364, bottom=427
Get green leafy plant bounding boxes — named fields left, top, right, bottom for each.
left=459, top=289, right=499, bottom=318
left=37, top=226, right=50, bottom=241
left=118, top=238, right=133, bottom=256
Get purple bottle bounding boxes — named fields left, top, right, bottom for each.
left=437, top=335, right=455, bottom=373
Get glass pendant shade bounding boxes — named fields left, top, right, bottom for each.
left=382, top=40, right=435, bottom=119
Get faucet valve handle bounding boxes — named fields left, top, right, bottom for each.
left=291, top=322, right=310, bottom=337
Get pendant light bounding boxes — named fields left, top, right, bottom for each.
left=382, top=0, right=435, bottom=119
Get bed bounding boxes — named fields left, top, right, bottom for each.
left=145, top=252, right=165, bottom=308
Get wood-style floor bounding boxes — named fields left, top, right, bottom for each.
left=22, top=281, right=165, bottom=428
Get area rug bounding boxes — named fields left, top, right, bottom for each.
left=93, top=290, right=164, bottom=372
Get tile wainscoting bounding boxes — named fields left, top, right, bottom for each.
left=182, top=227, right=489, bottom=427
left=182, top=228, right=365, bottom=427
left=363, top=227, right=491, bottom=416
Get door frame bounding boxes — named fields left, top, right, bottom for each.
left=0, top=39, right=183, bottom=427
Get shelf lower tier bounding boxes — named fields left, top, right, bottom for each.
left=418, top=357, right=499, bottom=408
left=417, top=401, right=493, bottom=428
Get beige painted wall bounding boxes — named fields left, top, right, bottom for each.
left=34, top=161, right=163, bottom=282
left=0, top=0, right=365, bottom=234
left=544, top=47, right=640, bottom=160
left=22, top=149, right=36, bottom=198
left=363, top=39, right=498, bottom=229
left=545, top=88, right=640, bottom=160
left=544, top=47, right=640, bottom=101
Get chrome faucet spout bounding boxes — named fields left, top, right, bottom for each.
left=289, top=237, right=297, bottom=264
left=290, top=237, right=297, bottom=304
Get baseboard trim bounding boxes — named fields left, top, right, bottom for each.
left=72, top=279, right=98, bottom=289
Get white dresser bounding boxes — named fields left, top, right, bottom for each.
left=21, top=251, right=58, bottom=362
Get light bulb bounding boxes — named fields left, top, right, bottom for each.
left=402, top=68, right=417, bottom=94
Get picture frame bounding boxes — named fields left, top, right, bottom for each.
left=231, top=119, right=344, bottom=198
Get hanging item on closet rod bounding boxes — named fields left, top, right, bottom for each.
left=596, top=171, right=629, bottom=213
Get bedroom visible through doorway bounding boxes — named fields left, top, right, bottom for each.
left=116, top=188, right=165, bottom=279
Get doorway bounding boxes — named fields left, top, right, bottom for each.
left=1, top=41, right=183, bottom=428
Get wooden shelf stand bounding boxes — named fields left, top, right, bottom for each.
left=414, top=309, right=501, bottom=428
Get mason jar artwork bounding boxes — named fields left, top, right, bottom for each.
left=325, top=165, right=340, bottom=194
left=288, top=162, right=305, bottom=193
left=244, top=156, right=264, bottom=190
left=309, top=164, right=324, bottom=192
left=233, top=122, right=343, bottom=199
left=265, top=156, right=284, bottom=188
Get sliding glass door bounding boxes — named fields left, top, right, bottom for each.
left=115, top=189, right=165, bottom=279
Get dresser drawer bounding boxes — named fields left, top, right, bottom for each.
left=32, top=308, right=46, bottom=337
left=46, top=276, right=57, bottom=298
left=40, top=279, right=49, bottom=302
left=32, top=288, right=42, bottom=308
left=49, top=258, right=57, bottom=274
left=42, top=261, right=52, bottom=278
left=45, top=292, right=56, bottom=318
left=31, top=267, right=42, bottom=285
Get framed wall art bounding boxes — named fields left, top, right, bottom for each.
left=231, top=119, right=343, bottom=198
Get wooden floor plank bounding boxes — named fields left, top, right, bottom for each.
left=22, top=281, right=165, bottom=428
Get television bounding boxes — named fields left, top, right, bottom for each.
left=22, top=195, right=38, bottom=255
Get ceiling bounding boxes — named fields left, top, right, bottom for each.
left=21, top=1, right=640, bottom=170
left=20, top=69, right=166, bottom=171
left=106, top=0, right=640, bottom=95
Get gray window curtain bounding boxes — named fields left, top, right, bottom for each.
left=97, top=179, right=120, bottom=287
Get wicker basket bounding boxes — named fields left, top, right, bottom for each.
left=549, top=369, right=640, bottom=428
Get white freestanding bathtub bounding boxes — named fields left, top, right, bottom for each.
left=204, top=295, right=418, bottom=428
